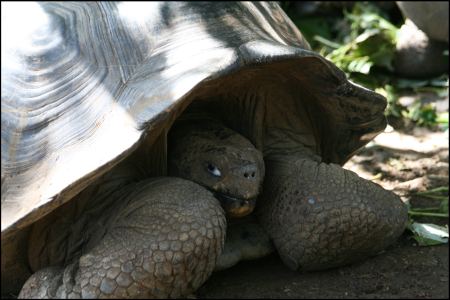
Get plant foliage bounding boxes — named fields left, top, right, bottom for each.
left=282, top=1, right=449, bottom=129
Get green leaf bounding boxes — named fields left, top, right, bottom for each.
left=346, top=57, right=373, bottom=74
left=321, top=2, right=399, bottom=76
left=437, top=112, right=449, bottom=126
left=414, top=186, right=449, bottom=213
left=397, top=79, right=437, bottom=89
left=313, top=35, right=342, bottom=49
left=416, top=187, right=449, bottom=194
left=407, top=223, right=449, bottom=246
left=354, top=28, right=380, bottom=43
left=396, top=75, right=449, bottom=89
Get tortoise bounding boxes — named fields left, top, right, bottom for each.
left=1, top=1, right=408, bottom=298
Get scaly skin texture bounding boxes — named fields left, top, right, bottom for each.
left=19, top=178, right=226, bottom=298
left=18, top=116, right=407, bottom=297
left=258, top=156, right=408, bottom=271
left=19, top=121, right=263, bottom=299
left=168, top=118, right=264, bottom=217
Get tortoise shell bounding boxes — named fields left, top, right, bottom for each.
left=1, top=2, right=386, bottom=240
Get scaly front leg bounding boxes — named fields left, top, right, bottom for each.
left=258, top=156, right=408, bottom=271
left=19, top=178, right=226, bottom=298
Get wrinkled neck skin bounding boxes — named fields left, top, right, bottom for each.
left=168, top=108, right=265, bottom=218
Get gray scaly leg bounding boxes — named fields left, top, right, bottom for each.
left=19, top=178, right=226, bottom=298
left=258, top=157, right=408, bottom=271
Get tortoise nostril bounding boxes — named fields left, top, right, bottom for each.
left=241, top=166, right=257, bottom=179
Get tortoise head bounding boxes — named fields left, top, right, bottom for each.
left=168, top=120, right=264, bottom=218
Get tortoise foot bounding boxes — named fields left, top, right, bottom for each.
left=19, top=178, right=226, bottom=299
left=259, top=158, right=408, bottom=271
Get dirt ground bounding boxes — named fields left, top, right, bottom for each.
left=198, top=126, right=449, bottom=299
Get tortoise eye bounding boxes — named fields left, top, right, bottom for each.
left=207, top=163, right=221, bottom=177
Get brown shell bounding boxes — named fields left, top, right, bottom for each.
left=1, top=2, right=387, bottom=238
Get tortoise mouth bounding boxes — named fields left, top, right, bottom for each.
left=214, top=192, right=256, bottom=218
